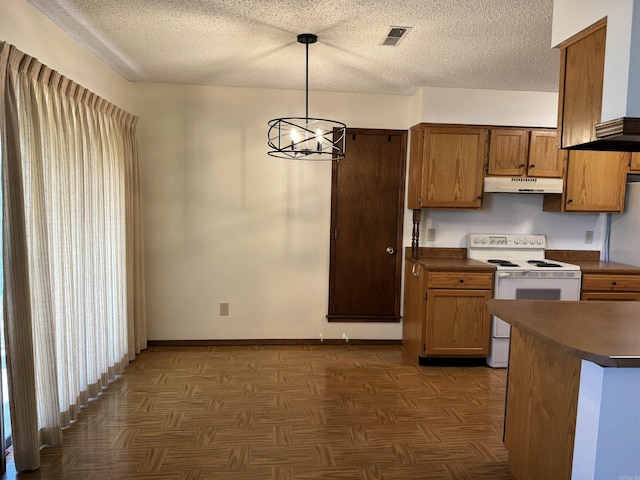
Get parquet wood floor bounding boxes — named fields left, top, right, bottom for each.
left=5, top=345, right=515, bottom=479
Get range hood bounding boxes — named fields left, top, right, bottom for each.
left=483, top=177, right=563, bottom=194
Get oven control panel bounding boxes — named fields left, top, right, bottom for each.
left=468, top=234, right=546, bottom=249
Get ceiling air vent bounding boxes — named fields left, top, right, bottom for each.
left=382, top=26, right=411, bottom=46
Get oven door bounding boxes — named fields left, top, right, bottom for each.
left=493, top=270, right=582, bottom=336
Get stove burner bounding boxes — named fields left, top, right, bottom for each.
left=527, top=260, right=562, bottom=268
left=487, top=259, right=521, bottom=267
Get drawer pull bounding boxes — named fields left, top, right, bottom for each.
left=612, top=281, right=617, bottom=286
left=459, top=279, right=464, bottom=283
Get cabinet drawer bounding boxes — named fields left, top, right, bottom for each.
left=582, top=292, right=640, bottom=301
left=427, top=272, right=493, bottom=289
left=581, top=274, right=640, bottom=292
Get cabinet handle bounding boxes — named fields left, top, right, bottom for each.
left=477, top=195, right=483, bottom=200
left=529, top=164, right=535, bottom=169
left=612, top=281, right=617, bottom=286
left=567, top=199, right=573, bottom=204
left=519, top=164, right=525, bottom=168
left=459, top=279, right=464, bottom=283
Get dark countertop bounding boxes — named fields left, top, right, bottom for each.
left=565, top=260, right=640, bottom=275
left=487, top=299, right=640, bottom=367
left=407, top=248, right=640, bottom=274
left=406, top=247, right=496, bottom=272
left=545, top=250, right=640, bottom=274
left=407, top=257, right=496, bottom=272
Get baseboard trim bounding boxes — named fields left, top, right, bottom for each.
left=418, top=356, right=488, bottom=367
left=147, top=339, right=402, bottom=347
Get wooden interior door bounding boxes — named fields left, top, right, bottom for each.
left=328, top=129, right=407, bottom=322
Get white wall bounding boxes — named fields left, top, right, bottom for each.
left=134, top=83, right=411, bottom=340
left=418, top=194, right=606, bottom=251
left=137, top=84, right=605, bottom=341
left=419, top=87, right=558, bottom=127
left=1, top=0, right=133, bottom=112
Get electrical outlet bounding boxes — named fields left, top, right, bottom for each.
left=219, top=302, right=229, bottom=316
left=426, top=228, right=436, bottom=242
left=585, top=230, right=593, bottom=244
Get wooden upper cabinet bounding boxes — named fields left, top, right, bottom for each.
left=558, top=19, right=606, bottom=149
left=487, top=129, right=564, bottom=178
left=487, top=129, right=528, bottom=176
left=407, top=125, right=425, bottom=209
left=630, top=152, right=640, bottom=172
left=528, top=130, right=564, bottom=177
left=544, top=150, right=628, bottom=213
left=423, top=127, right=487, bottom=208
left=408, top=125, right=488, bottom=208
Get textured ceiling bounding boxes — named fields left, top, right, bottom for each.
left=26, top=0, right=559, bottom=96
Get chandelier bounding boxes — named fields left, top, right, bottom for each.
left=267, top=34, right=347, bottom=160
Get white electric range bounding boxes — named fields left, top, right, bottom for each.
left=467, top=233, right=582, bottom=368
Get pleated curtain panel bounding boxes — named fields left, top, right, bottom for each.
left=0, top=41, right=146, bottom=472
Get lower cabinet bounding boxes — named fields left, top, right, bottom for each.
left=402, top=262, right=426, bottom=360
left=425, top=288, right=492, bottom=356
left=581, top=274, right=640, bottom=301
left=402, top=261, right=493, bottom=360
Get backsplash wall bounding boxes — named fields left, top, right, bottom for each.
left=414, top=193, right=607, bottom=254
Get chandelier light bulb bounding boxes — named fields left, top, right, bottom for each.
left=316, top=129, right=323, bottom=152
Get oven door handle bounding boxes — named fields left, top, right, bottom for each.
left=497, top=272, right=513, bottom=278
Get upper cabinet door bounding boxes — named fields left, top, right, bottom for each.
left=422, top=127, right=488, bottom=208
left=407, top=125, right=426, bottom=209
left=558, top=19, right=606, bottom=149
left=564, top=150, right=628, bottom=212
left=487, top=129, right=529, bottom=176
left=630, top=152, right=640, bottom=173
left=486, top=129, right=564, bottom=179
left=528, top=130, right=564, bottom=178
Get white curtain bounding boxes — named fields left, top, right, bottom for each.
left=0, top=42, right=146, bottom=472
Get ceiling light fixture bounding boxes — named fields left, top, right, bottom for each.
left=267, top=33, right=346, bottom=160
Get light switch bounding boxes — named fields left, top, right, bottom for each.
left=585, top=231, right=593, bottom=244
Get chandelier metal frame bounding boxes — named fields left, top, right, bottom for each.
left=267, top=33, right=347, bottom=160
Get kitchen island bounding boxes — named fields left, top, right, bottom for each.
left=487, top=299, right=640, bottom=480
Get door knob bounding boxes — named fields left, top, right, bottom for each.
left=386, top=247, right=395, bottom=255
